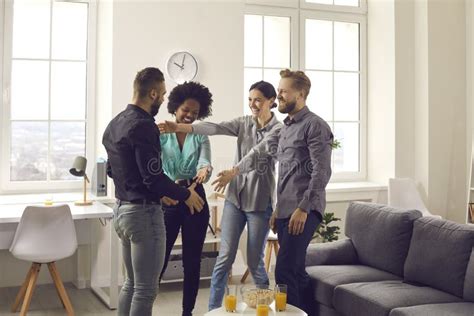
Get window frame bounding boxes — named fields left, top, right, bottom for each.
left=300, top=9, right=367, bottom=181
left=300, top=0, right=367, bottom=14
left=0, top=0, right=97, bottom=193
left=244, top=5, right=299, bottom=69
left=245, top=1, right=367, bottom=182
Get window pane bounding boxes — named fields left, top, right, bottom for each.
left=264, top=16, right=290, bottom=68
left=244, top=68, right=262, bottom=115
left=305, top=19, right=332, bottom=70
left=306, top=71, right=333, bottom=121
left=11, top=60, right=49, bottom=120
left=51, top=61, right=87, bottom=120
left=263, top=69, right=280, bottom=95
left=333, top=123, right=359, bottom=172
left=334, top=22, right=359, bottom=71
left=334, top=72, right=359, bottom=121
left=244, top=15, right=263, bottom=67
left=52, top=1, right=88, bottom=60
left=50, top=122, right=85, bottom=180
left=305, top=0, right=333, bottom=4
left=334, top=0, right=359, bottom=6
left=263, top=69, right=286, bottom=122
left=11, top=122, right=48, bottom=181
left=12, top=0, right=50, bottom=59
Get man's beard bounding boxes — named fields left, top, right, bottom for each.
left=150, top=101, right=161, bottom=117
left=278, top=99, right=297, bottom=114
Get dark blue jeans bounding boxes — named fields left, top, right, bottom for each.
left=275, top=211, right=322, bottom=316
left=160, top=182, right=210, bottom=316
left=113, top=203, right=166, bottom=316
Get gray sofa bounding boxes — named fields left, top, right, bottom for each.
left=305, top=202, right=474, bottom=316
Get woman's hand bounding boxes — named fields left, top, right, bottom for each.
left=194, top=167, right=210, bottom=184
left=157, top=120, right=178, bottom=133
left=211, top=167, right=239, bottom=193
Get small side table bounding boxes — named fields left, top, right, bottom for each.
left=204, top=302, right=307, bottom=316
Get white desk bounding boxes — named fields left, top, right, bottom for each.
left=0, top=202, right=118, bottom=309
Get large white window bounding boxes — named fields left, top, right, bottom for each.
left=245, top=0, right=367, bottom=181
left=1, top=0, right=96, bottom=192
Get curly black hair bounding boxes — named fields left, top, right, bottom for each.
left=167, top=81, right=213, bottom=120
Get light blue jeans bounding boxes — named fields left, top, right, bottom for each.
left=113, top=202, right=166, bottom=316
left=208, top=200, right=272, bottom=310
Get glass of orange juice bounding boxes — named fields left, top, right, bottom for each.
left=275, top=284, right=287, bottom=312
left=256, top=291, right=269, bottom=316
left=225, top=285, right=237, bottom=312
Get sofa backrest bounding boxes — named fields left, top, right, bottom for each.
left=345, top=202, right=422, bottom=276
left=404, top=217, right=474, bottom=298
left=464, top=250, right=474, bottom=302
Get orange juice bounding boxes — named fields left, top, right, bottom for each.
left=224, top=294, right=237, bottom=312
left=256, top=304, right=269, bottom=316
left=275, top=292, right=287, bottom=311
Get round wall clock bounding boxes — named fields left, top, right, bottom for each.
left=166, top=51, right=198, bottom=84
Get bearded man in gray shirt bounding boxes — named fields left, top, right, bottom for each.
left=214, top=69, right=333, bottom=315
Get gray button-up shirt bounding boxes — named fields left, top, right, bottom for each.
left=192, top=114, right=282, bottom=212
left=237, top=106, right=333, bottom=219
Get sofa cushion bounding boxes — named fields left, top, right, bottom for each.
left=464, top=250, right=474, bottom=302
left=404, top=217, right=474, bottom=298
left=345, top=202, right=422, bottom=276
left=306, top=239, right=358, bottom=267
left=307, top=265, right=401, bottom=307
left=333, top=281, right=463, bottom=316
left=314, top=303, right=340, bottom=316
left=389, top=302, right=474, bottom=316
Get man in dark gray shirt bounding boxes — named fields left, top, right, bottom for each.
left=224, top=69, right=333, bottom=315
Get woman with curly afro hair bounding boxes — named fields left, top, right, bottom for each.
left=158, top=81, right=283, bottom=311
left=158, top=81, right=213, bottom=316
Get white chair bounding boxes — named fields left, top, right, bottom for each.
left=388, top=178, right=442, bottom=218
left=9, top=205, right=77, bottom=316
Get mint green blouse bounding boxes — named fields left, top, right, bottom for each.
left=159, top=133, right=212, bottom=182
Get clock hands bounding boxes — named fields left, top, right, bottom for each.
left=173, top=62, right=184, bottom=70
left=181, top=53, right=186, bottom=67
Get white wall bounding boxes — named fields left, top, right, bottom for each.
left=368, top=0, right=469, bottom=221
left=426, top=0, right=466, bottom=220
left=367, top=0, right=396, bottom=185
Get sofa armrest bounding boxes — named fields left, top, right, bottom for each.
left=305, top=238, right=358, bottom=267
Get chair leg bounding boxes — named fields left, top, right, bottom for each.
left=240, top=268, right=250, bottom=283
left=48, top=262, right=74, bottom=316
left=20, top=263, right=41, bottom=316
left=272, top=240, right=279, bottom=258
left=264, top=241, right=273, bottom=273
left=11, top=263, right=35, bottom=312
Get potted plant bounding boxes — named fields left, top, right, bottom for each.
left=330, top=138, right=342, bottom=149
left=312, top=212, right=341, bottom=243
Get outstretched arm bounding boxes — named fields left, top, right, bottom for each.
left=235, top=124, right=281, bottom=174
left=158, top=117, right=243, bottom=137
left=194, top=135, right=213, bottom=184
left=211, top=125, right=281, bottom=193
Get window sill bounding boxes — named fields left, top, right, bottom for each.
left=326, top=181, right=387, bottom=203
